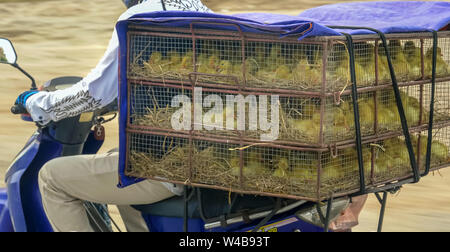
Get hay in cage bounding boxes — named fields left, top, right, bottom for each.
left=130, top=87, right=450, bottom=144
left=128, top=37, right=450, bottom=92
left=127, top=132, right=450, bottom=199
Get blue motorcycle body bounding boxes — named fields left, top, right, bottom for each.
left=0, top=129, right=104, bottom=232
left=134, top=187, right=325, bottom=232
left=144, top=214, right=324, bottom=232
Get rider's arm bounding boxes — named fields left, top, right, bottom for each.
left=25, top=0, right=212, bottom=125
left=26, top=29, right=120, bottom=125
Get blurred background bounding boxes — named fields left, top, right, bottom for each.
left=0, top=0, right=449, bottom=232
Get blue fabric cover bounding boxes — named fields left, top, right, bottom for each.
left=297, top=1, right=450, bottom=34
left=123, top=11, right=342, bottom=39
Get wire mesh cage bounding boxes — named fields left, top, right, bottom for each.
left=128, top=81, right=450, bottom=146
left=126, top=125, right=450, bottom=201
left=127, top=27, right=450, bottom=91
left=123, top=23, right=450, bottom=201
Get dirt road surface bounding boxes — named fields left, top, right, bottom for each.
left=0, top=0, right=449, bottom=232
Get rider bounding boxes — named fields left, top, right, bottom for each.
left=14, top=0, right=212, bottom=232
left=14, top=0, right=368, bottom=232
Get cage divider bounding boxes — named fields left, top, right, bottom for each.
left=188, top=23, right=197, bottom=185
left=372, top=40, right=379, bottom=185
left=316, top=151, right=323, bottom=201
left=420, top=39, right=425, bottom=80
left=239, top=33, right=247, bottom=190
left=188, top=66, right=195, bottom=184
left=319, top=41, right=329, bottom=147
left=374, top=40, right=380, bottom=134
left=317, top=41, right=328, bottom=200
left=418, top=39, right=426, bottom=170
left=190, top=23, right=198, bottom=77
left=186, top=29, right=197, bottom=226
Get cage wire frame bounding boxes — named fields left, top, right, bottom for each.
left=123, top=22, right=450, bottom=202
left=126, top=26, right=450, bottom=147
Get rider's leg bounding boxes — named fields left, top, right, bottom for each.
left=116, top=205, right=149, bottom=232
left=38, top=151, right=175, bottom=232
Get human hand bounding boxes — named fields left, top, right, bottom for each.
left=12, top=90, right=39, bottom=114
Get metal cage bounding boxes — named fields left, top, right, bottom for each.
left=123, top=22, right=450, bottom=202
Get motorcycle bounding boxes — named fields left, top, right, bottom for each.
left=0, top=38, right=115, bottom=232
left=0, top=37, right=350, bottom=232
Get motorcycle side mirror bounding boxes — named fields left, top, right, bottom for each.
left=0, top=38, right=18, bottom=65
left=0, top=38, right=37, bottom=90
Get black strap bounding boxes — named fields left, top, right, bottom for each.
left=250, top=198, right=281, bottom=232
left=327, top=25, right=420, bottom=184
left=196, top=187, right=209, bottom=221
left=341, top=32, right=366, bottom=193
left=423, top=30, right=438, bottom=176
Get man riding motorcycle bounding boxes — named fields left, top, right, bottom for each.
left=13, top=0, right=367, bottom=232
left=14, top=0, right=212, bottom=232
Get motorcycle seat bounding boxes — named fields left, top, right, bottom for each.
left=132, top=188, right=295, bottom=221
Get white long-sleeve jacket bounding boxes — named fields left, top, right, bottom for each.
left=26, top=0, right=211, bottom=125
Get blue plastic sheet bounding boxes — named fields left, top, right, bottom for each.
left=120, top=11, right=342, bottom=40
left=121, top=1, right=450, bottom=41
left=298, top=1, right=450, bottom=35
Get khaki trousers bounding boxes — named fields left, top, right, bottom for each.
left=38, top=151, right=176, bottom=232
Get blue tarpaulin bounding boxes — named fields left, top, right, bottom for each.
left=120, top=1, right=450, bottom=41
left=297, top=1, right=450, bottom=35
left=116, top=2, right=450, bottom=187
left=120, top=11, right=342, bottom=40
